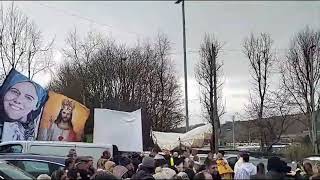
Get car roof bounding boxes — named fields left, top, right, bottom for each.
left=0, top=153, right=66, bottom=165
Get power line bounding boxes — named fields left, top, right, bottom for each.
left=35, top=2, right=142, bottom=37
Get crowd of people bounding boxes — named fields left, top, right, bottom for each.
left=36, top=148, right=320, bottom=180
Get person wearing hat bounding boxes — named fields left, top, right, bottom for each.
left=132, top=156, right=155, bottom=180
left=153, top=166, right=177, bottom=179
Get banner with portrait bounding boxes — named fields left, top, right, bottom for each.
left=0, top=69, right=48, bottom=142
left=37, top=91, right=90, bottom=142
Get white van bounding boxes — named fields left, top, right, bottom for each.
left=0, top=141, right=113, bottom=166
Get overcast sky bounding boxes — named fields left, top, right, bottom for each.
left=7, top=1, right=320, bottom=125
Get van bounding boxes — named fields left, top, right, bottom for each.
left=0, top=141, right=113, bottom=166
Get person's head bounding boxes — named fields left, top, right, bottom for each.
left=113, top=165, right=129, bottom=179
left=119, top=156, right=133, bottom=171
left=102, top=150, right=111, bottom=159
left=193, top=155, right=199, bottom=162
left=55, top=99, right=75, bottom=128
left=194, top=171, right=212, bottom=180
left=140, top=156, right=155, bottom=173
left=315, top=162, right=320, bottom=173
left=187, top=159, right=194, bottom=169
left=93, top=171, right=118, bottom=180
left=206, top=160, right=218, bottom=175
left=303, top=162, right=313, bottom=175
left=37, top=174, right=51, bottom=180
left=173, top=152, right=179, bottom=158
left=242, top=153, right=250, bottom=162
left=51, top=169, right=65, bottom=180
left=75, top=156, right=94, bottom=170
left=216, top=153, right=223, bottom=160
left=177, top=172, right=189, bottom=180
left=105, top=160, right=116, bottom=173
left=257, top=163, right=265, bottom=175
left=3, top=81, right=39, bottom=122
left=67, top=149, right=77, bottom=159
left=218, top=150, right=225, bottom=157
left=175, top=158, right=185, bottom=173
left=154, top=154, right=166, bottom=168
left=207, top=152, right=214, bottom=160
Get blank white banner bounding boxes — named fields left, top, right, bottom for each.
left=93, top=108, right=143, bottom=152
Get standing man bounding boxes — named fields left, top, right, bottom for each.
left=234, top=153, right=257, bottom=180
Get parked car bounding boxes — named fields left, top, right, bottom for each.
left=0, top=141, right=113, bottom=167
left=0, top=161, right=34, bottom=179
left=0, top=153, right=66, bottom=177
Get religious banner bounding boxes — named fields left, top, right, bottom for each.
left=37, top=91, right=90, bottom=142
left=0, top=69, right=48, bottom=141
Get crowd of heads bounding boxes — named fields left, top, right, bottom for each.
left=35, top=147, right=320, bottom=180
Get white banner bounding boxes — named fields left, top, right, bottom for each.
left=93, top=108, right=143, bottom=152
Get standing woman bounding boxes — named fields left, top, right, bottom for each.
left=0, top=69, right=47, bottom=141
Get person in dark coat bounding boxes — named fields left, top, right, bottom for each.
left=266, top=157, right=291, bottom=179
left=132, top=156, right=155, bottom=180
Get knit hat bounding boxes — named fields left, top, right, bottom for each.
left=141, top=156, right=155, bottom=168
left=153, top=167, right=176, bottom=179
left=177, top=172, right=190, bottom=180
left=113, top=165, right=128, bottom=178
left=154, top=154, right=165, bottom=160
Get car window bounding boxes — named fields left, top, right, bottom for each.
left=22, top=161, right=50, bottom=177
left=30, top=144, right=75, bottom=156
left=0, top=162, right=33, bottom=180
left=0, top=144, right=22, bottom=153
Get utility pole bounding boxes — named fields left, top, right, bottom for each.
left=175, top=0, right=189, bottom=132
left=232, top=115, right=235, bottom=150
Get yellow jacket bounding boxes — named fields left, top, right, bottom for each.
left=216, top=159, right=234, bottom=175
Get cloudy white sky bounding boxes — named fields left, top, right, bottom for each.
left=6, top=1, right=320, bottom=125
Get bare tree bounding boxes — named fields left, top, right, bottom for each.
left=281, top=26, right=320, bottom=153
left=195, top=33, right=224, bottom=153
left=0, top=2, right=54, bottom=81
left=243, top=33, right=274, bottom=151
left=50, top=31, right=183, bottom=148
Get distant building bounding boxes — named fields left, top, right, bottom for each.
left=220, top=114, right=309, bottom=146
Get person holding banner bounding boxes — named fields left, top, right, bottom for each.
left=0, top=69, right=47, bottom=141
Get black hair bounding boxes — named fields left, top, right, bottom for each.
left=119, top=156, right=132, bottom=167
left=174, top=157, right=185, bottom=166
left=194, top=172, right=206, bottom=180
left=218, top=150, right=225, bottom=156
left=93, top=171, right=118, bottom=180
left=242, top=153, right=250, bottom=162
left=54, top=108, right=74, bottom=129
left=257, top=163, right=265, bottom=175
left=51, top=169, right=65, bottom=180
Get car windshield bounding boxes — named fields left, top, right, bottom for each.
left=0, top=162, right=34, bottom=180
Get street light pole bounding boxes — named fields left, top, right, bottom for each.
left=175, top=0, right=189, bottom=132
